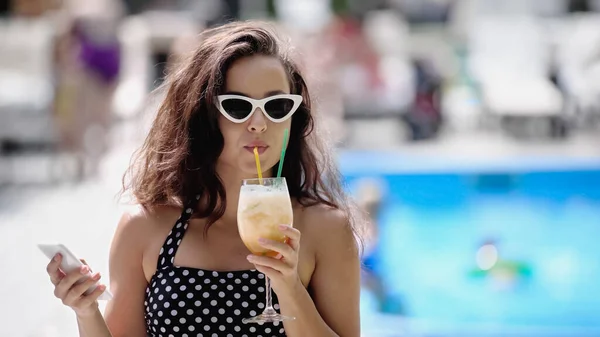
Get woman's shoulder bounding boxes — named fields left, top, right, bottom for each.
left=295, top=203, right=356, bottom=246
left=118, top=204, right=182, bottom=226
left=296, top=202, right=347, bottom=225
left=295, top=203, right=361, bottom=272
left=114, top=204, right=185, bottom=245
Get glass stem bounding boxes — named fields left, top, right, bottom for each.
left=264, top=275, right=276, bottom=314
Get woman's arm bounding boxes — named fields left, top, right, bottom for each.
left=76, top=308, right=113, bottom=337
left=278, top=210, right=361, bottom=337
left=77, top=211, right=150, bottom=337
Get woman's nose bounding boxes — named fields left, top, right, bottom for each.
left=247, top=108, right=267, bottom=133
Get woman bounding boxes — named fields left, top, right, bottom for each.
left=46, top=21, right=363, bottom=337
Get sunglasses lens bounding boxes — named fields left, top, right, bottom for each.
left=264, top=98, right=295, bottom=120
left=221, top=98, right=253, bottom=120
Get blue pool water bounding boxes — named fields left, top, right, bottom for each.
left=339, top=152, right=600, bottom=335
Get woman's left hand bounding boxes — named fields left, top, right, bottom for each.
left=247, top=224, right=302, bottom=296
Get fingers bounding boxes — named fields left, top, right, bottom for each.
left=247, top=254, right=287, bottom=272
left=253, top=226, right=300, bottom=269
left=253, top=264, right=278, bottom=279
left=47, top=254, right=64, bottom=285
left=74, top=284, right=106, bottom=309
left=54, top=265, right=90, bottom=300
left=46, top=254, right=104, bottom=317
left=258, top=238, right=294, bottom=260
left=64, top=272, right=101, bottom=304
left=52, top=269, right=66, bottom=286
left=278, top=225, right=301, bottom=251
left=80, top=259, right=93, bottom=273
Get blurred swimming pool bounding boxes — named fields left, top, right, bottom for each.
left=340, top=151, right=600, bottom=337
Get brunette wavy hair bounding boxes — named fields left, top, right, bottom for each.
left=122, top=20, right=365, bottom=249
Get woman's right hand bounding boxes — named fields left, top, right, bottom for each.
left=46, top=253, right=107, bottom=318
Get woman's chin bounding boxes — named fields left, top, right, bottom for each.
left=239, top=162, right=274, bottom=178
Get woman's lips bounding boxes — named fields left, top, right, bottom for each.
left=244, top=146, right=268, bottom=154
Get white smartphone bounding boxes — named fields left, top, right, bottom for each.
left=37, top=243, right=113, bottom=301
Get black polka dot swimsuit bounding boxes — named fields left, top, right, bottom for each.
left=144, top=206, right=287, bottom=336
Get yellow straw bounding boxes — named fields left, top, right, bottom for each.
left=253, top=147, right=263, bottom=185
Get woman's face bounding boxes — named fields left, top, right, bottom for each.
left=217, top=55, right=293, bottom=176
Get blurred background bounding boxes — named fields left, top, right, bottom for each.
left=1, top=0, right=600, bottom=336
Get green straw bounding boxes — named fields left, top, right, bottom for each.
left=276, top=128, right=289, bottom=178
